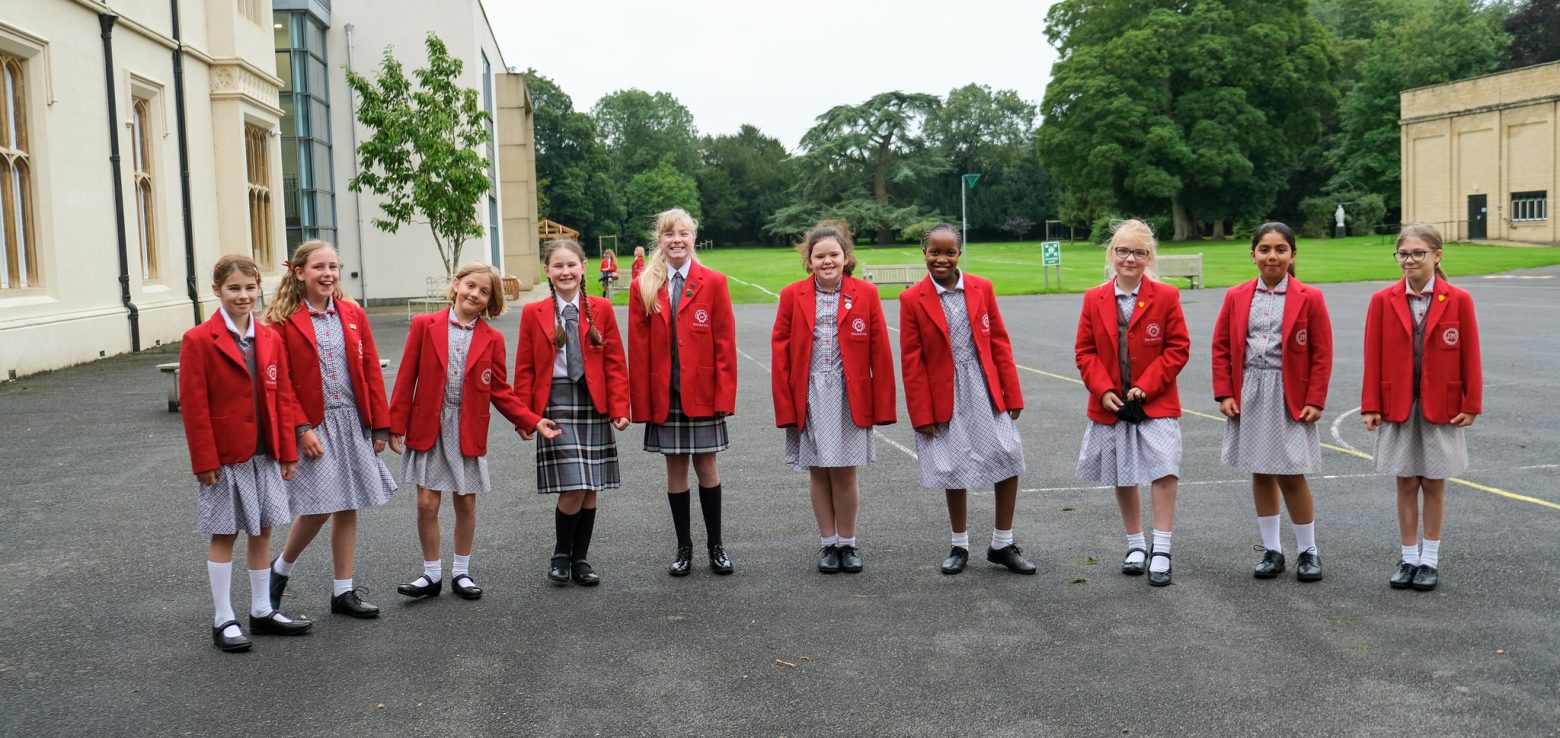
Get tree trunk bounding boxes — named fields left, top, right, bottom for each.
left=1170, top=194, right=1195, bottom=242
left=874, top=134, right=893, bottom=245
left=1211, top=220, right=1226, bottom=239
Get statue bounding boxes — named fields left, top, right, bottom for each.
left=1334, top=204, right=1346, bottom=237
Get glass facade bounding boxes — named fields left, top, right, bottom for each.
left=274, top=11, right=336, bottom=252
left=482, top=52, right=500, bottom=265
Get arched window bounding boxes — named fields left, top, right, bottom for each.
left=133, top=98, right=157, bottom=280
left=0, top=53, right=37, bottom=290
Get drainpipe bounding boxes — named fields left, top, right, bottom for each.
left=345, top=23, right=368, bottom=302
left=170, top=0, right=200, bottom=323
left=101, top=13, right=140, bottom=351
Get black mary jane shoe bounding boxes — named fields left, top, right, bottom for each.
left=838, top=545, right=864, bottom=574
left=818, top=545, right=842, bottom=574
left=330, top=587, right=381, bottom=619
left=1253, top=547, right=1286, bottom=579
left=940, top=546, right=969, bottom=575
left=250, top=610, right=313, bottom=636
left=1295, top=551, right=1323, bottom=582
left=709, top=545, right=735, bottom=575
left=268, top=559, right=289, bottom=611
left=397, top=576, right=442, bottom=599
left=987, top=545, right=1038, bottom=575
left=211, top=620, right=252, bottom=652
left=1389, top=561, right=1419, bottom=589
left=1121, top=547, right=1148, bottom=576
left=668, top=546, right=693, bottom=577
left=548, top=555, right=572, bottom=584
left=450, top=573, right=484, bottom=600
left=1410, top=565, right=1438, bottom=591
left=1147, top=550, right=1172, bottom=587
left=571, top=561, right=600, bottom=586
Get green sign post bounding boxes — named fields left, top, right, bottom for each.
left=1042, top=241, right=1062, bottom=289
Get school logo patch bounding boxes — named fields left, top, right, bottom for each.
left=694, top=308, right=710, bottom=326
left=1146, top=322, right=1162, bottom=339
left=266, top=363, right=278, bottom=381
left=481, top=368, right=493, bottom=386
left=851, top=318, right=867, bottom=335
left=982, top=313, right=991, bottom=330
left=1295, top=329, right=1308, bottom=346
left=357, top=339, right=365, bottom=359
left=1442, top=327, right=1459, bottom=347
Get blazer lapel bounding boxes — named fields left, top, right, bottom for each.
left=209, top=316, right=247, bottom=370
left=1387, top=280, right=1413, bottom=334
left=837, top=283, right=855, bottom=328
left=917, top=278, right=951, bottom=341
left=678, top=263, right=702, bottom=315
left=800, top=279, right=818, bottom=332
left=1098, top=284, right=1121, bottom=345
left=467, top=320, right=491, bottom=375
left=1422, top=279, right=1452, bottom=332
left=432, top=308, right=451, bottom=370
left=1278, top=278, right=1299, bottom=345
left=539, top=300, right=557, bottom=346
left=1232, top=280, right=1255, bottom=351
left=1128, top=278, right=1154, bottom=330
left=288, top=305, right=319, bottom=356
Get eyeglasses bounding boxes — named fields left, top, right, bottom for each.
left=1392, top=250, right=1432, bottom=263
left=1113, top=247, right=1151, bottom=260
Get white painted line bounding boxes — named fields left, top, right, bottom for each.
left=727, top=276, right=779, bottom=299
left=1330, top=406, right=1363, bottom=455
left=735, top=346, right=916, bottom=460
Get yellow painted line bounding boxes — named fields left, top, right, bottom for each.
left=1446, top=478, right=1560, bottom=510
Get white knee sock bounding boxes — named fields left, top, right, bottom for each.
left=1125, top=533, right=1147, bottom=565
left=837, top=536, right=856, bottom=548
left=1149, top=530, right=1172, bottom=573
left=1257, top=515, right=1282, bottom=553
left=951, top=531, right=969, bottom=549
left=452, top=554, right=471, bottom=578
left=991, top=528, right=1014, bottom=550
left=1401, top=544, right=1420, bottom=566
left=1420, top=539, right=1440, bottom=568
left=208, top=561, right=236, bottom=631
left=249, top=568, right=280, bottom=619
left=1294, top=522, right=1317, bottom=555
left=333, top=578, right=353, bottom=596
left=272, top=555, right=295, bottom=577
left=821, top=534, right=839, bottom=547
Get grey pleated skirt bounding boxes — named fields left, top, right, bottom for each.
left=915, top=360, right=1025, bottom=489
left=785, top=371, right=876, bottom=470
left=537, top=378, right=622, bottom=494
left=1076, top=416, right=1182, bottom=487
left=288, top=405, right=397, bottom=515
left=401, top=404, right=490, bottom=494
left=196, top=453, right=292, bottom=535
left=1220, top=367, right=1321, bottom=475
left=1374, top=399, right=1468, bottom=479
left=644, top=391, right=730, bottom=455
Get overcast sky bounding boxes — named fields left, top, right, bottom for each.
left=486, top=0, right=1062, bottom=152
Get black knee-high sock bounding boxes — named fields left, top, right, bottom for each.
left=668, top=491, right=692, bottom=548
left=554, top=507, right=579, bottom=558
left=698, top=484, right=723, bottom=548
left=572, top=507, right=597, bottom=562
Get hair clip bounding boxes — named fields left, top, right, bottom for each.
left=282, top=260, right=292, bottom=269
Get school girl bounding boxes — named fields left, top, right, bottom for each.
left=514, top=239, right=630, bottom=586
left=771, top=222, right=896, bottom=573
left=899, top=224, right=1033, bottom=576
left=628, top=208, right=739, bottom=576
left=631, top=246, right=646, bottom=283
left=1362, top=223, right=1481, bottom=591
left=1211, top=223, right=1332, bottom=582
left=388, top=262, right=559, bottom=600
left=599, top=248, right=619, bottom=297
left=1074, top=219, right=1189, bottom=587
left=181, top=254, right=312, bottom=651
left=261, top=240, right=397, bottom=618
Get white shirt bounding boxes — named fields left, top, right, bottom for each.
left=1405, top=273, right=1437, bottom=297
left=552, top=292, right=582, bottom=378
left=931, top=270, right=965, bottom=295
left=219, top=308, right=256, bottom=341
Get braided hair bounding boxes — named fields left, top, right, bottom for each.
left=921, top=223, right=962, bottom=252
left=543, top=238, right=604, bottom=347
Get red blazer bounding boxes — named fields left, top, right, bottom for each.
left=898, top=273, right=1023, bottom=428
left=631, top=257, right=645, bottom=281
left=179, top=313, right=299, bottom=474
left=1362, top=279, right=1482, bottom=424
left=271, top=299, right=390, bottom=431
left=1211, top=277, right=1333, bottom=420
left=388, top=308, right=540, bottom=456
left=627, top=261, right=738, bottom=423
left=771, top=276, right=897, bottom=430
left=513, top=295, right=630, bottom=424
left=1075, top=277, right=1190, bottom=424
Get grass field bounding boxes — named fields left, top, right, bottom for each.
left=595, top=236, right=1560, bottom=304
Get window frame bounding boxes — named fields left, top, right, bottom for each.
left=1510, top=191, right=1548, bottom=223
left=0, top=50, right=38, bottom=291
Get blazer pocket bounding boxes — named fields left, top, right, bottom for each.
left=1435, top=321, right=1461, bottom=351
left=1288, top=321, right=1310, bottom=352
left=696, top=365, right=717, bottom=407
left=1445, top=381, right=1463, bottom=418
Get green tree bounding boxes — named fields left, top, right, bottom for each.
left=346, top=33, right=491, bottom=276
left=624, top=155, right=701, bottom=243
left=1037, top=0, right=1339, bottom=240
left=592, top=89, right=700, bottom=180
left=923, top=84, right=1056, bottom=239
left=523, top=69, right=625, bottom=240
left=696, top=125, right=794, bottom=245
left=1327, top=0, right=1508, bottom=210
left=1500, top=0, right=1560, bottom=70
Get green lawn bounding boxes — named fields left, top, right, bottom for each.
left=607, top=236, right=1560, bottom=304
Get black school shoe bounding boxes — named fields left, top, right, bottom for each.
left=941, top=546, right=969, bottom=575
left=838, top=545, right=863, bottom=573
left=397, top=575, right=442, bottom=599
left=1253, top=547, right=1286, bottom=579
left=709, top=545, right=735, bottom=575
left=450, top=573, right=483, bottom=599
left=1121, top=547, right=1148, bottom=576
left=330, top=587, right=381, bottom=618
left=211, top=620, right=251, bottom=652
left=668, top=546, right=693, bottom=577
left=1295, top=551, right=1323, bottom=582
left=250, top=610, right=313, bottom=636
left=987, top=545, right=1037, bottom=574
left=548, top=555, right=572, bottom=584
left=818, top=545, right=841, bottom=574
left=571, top=561, right=600, bottom=586
left=1389, top=561, right=1418, bottom=589
left=1147, top=550, right=1172, bottom=587
left=1411, top=565, right=1439, bottom=591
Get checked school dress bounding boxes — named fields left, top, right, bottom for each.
left=785, top=286, right=876, bottom=470
left=1374, top=281, right=1468, bottom=479
left=1076, top=286, right=1183, bottom=486
left=1220, top=277, right=1322, bottom=475
left=400, top=316, right=491, bottom=494
left=195, top=322, right=291, bottom=535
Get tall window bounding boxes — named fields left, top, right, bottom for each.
left=481, top=52, right=498, bottom=265
left=132, top=98, right=158, bottom=280
left=1, top=52, right=37, bottom=290
left=245, top=124, right=273, bottom=266
left=274, top=11, right=335, bottom=251
left=1511, top=191, right=1548, bottom=223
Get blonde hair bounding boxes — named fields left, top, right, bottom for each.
left=633, top=246, right=645, bottom=260
left=798, top=220, right=857, bottom=277
left=265, top=240, right=351, bottom=323
left=1396, top=223, right=1448, bottom=280
left=212, top=253, right=261, bottom=286
left=446, top=261, right=506, bottom=319
left=636, top=208, right=700, bottom=316
left=542, top=238, right=604, bottom=347
left=1107, top=218, right=1159, bottom=280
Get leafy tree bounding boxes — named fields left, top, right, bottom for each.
left=347, top=33, right=490, bottom=276
left=923, top=84, right=1057, bottom=239
left=696, top=125, right=794, bottom=245
left=523, top=69, right=625, bottom=240
left=592, top=89, right=701, bottom=180
left=1037, top=0, right=1340, bottom=240
left=624, top=155, right=701, bottom=243
left=1501, top=0, right=1560, bottom=69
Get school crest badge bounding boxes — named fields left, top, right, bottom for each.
left=851, top=318, right=867, bottom=335
left=266, top=364, right=278, bottom=381
left=1295, top=328, right=1308, bottom=346
left=481, top=368, right=493, bottom=385
left=694, top=308, right=710, bottom=327
left=982, top=313, right=991, bottom=330
left=1442, top=327, right=1459, bottom=347
left=1146, top=322, right=1161, bottom=339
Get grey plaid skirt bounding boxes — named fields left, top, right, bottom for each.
left=537, top=378, right=622, bottom=494
left=643, top=390, right=730, bottom=455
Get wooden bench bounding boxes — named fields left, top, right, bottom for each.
left=859, top=264, right=923, bottom=286
left=1104, top=253, right=1203, bottom=289
left=162, top=358, right=391, bottom=412
left=407, top=275, right=448, bottom=318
